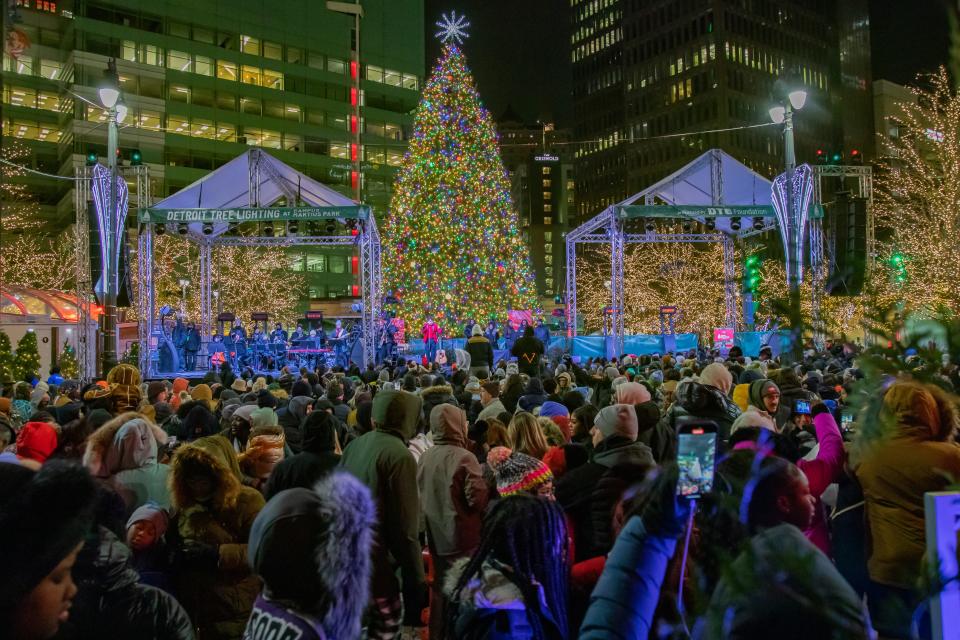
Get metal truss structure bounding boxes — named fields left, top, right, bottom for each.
left=136, top=221, right=381, bottom=377
left=565, top=149, right=837, bottom=355
left=74, top=163, right=150, bottom=381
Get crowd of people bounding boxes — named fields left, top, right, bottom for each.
left=2, top=335, right=959, bottom=640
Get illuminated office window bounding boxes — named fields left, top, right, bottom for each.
left=167, top=50, right=191, bottom=72
left=195, top=55, right=213, bottom=76
left=217, top=60, right=237, bottom=80
left=240, top=35, right=260, bottom=56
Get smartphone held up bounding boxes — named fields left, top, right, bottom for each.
left=676, top=419, right=718, bottom=499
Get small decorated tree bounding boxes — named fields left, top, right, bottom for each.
left=57, top=340, right=79, bottom=379
left=12, top=331, right=41, bottom=382
left=0, top=330, right=14, bottom=382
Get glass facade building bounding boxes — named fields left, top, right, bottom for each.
left=2, top=0, right=423, bottom=306
left=571, top=0, right=873, bottom=219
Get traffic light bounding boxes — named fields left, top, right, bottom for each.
left=553, top=294, right=563, bottom=305
left=85, top=150, right=98, bottom=166
left=743, top=254, right=762, bottom=293
left=830, top=152, right=843, bottom=165
left=816, top=149, right=825, bottom=163
left=890, top=252, right=908, bottom=285
left=130, top=149, right=142, bottom=166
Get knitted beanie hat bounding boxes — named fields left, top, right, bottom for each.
left=594, top=404, right=639, bottom=441
left=487, top=446, right=553, bottom=497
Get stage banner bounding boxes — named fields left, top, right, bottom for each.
left=617, top=204, right=776, bottom=219
left=139, top=205, right=371, bottom=224
left=735, top=330, right=791, bottom=357
left=713, top=327, right=735, bottom=355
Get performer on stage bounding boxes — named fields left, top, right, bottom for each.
left=463, top=318, right=477, bottom=339
left=484, top=319, right=500, bottom=349
left=270, top=322, right=288, bottom=344
left=422, top=315, right=441, bottom=364
left=290, top=324, right=307, bottom=342
left=331, top=320, right=349, bottom=368
left=173, top=315, right=187, bottom=365
left=230, top=318, right=247, bottom=341
left=183, top=322, right=201, bottom=371
left=534, top=317, right=551, bottom=346
left=378, top=316, right=397, bottom=364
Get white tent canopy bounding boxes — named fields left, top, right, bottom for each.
left=616, top=148, right=773, bottom=235
left=149, top=149, right=357, bottom=237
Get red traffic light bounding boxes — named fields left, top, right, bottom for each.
left=816, top=149, right=824, bottom=156
left=850, top=149, right=859, bottom=157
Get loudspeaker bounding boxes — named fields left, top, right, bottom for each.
left=88, top=201, right=103, bottom=304
left=827, top=193, right=867, bottom=296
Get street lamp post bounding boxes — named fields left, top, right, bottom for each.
left=769, top=80, right=808, bottom=361
left=98, top=58, right=122, bottom=375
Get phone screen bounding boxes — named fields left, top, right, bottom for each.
left=676, top=426, right=718, bottom=498
left=794, top=400, right=811, bottom=415
left=841, top=411, right=854, bottom=431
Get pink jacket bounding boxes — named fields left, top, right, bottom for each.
left=798, top=412, right=845, bottom=556
left=422, top=322, right=441, bottom=342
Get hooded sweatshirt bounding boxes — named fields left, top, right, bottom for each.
left=16, top=421, right=58, bottom=464
left=730, top=379, right=779, bottom=434
left=339, top=390, right=426, bottom=594
left=265, top=412, right=341, bottom=500
left=277, top=396, right=313, bottom=454
left=417, top=404, right=489, bottom=558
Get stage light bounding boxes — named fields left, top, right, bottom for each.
left=644, top=218, right=655, bottom=232
left=263, top=221, right=274, bottom=236
left=752, top=216, right=764, bottom=230
left=730, top=216, right=742, bottom=231
left=155, top=224, right=165, bottom=236
left=705, top=218, right=716, bottom=231
left=202, top=222, right=213, bottom=235
left=325, top=221, right=336, bottom=233
left=287, top=220, right=299, bottom=235
left=682, top=219, right=692, bottom=232
left=176, top=223, right=188, bottom=236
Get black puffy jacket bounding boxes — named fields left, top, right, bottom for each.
left=64, top=526, right=195, bottom=640
left=658, top=380, right=741, bottom=442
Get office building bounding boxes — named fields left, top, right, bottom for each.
left=571, top=0, right=873, bottom=219
left=498, top=110, right=575, bottom=298
left=2, top=0, right=423, bottom=306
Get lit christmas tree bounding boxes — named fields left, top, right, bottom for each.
left=0, top=330, right=14, bottom=382
left=12, top=331, right=41, bottom=382
left=383, top=14, right=536, bottom=335
left=56, top=340, right=79, bottom=379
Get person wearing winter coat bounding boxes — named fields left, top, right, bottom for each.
left=466, top=325, right=495, bottom=379
left=445, top=494, right=569, bottom=640
left=83, top=413, right=171, bottom=517
left=518, top=377, right=549, bottom=413
left=244, top=472, right=375, bottom=640
left=477, top=381, right=507, bottom=424
left=511, top=327, right=545, bottom=378
left=64, top=526, right=194, bottom=640
left=169, top=435, right=265, bottom=640
left=856, top=380, right=960, bottom=639
left=125, top=502, right=175, bottom=593
left=730, top=379, right=781, bottom=434
left=797, top=407, right=845, bottom=556
left=658, top=376, right=741, bottom=442
left=275, top=395, right=313, bottom=454
left=0, top=460, right=98, bottom=640
left=555, top=404, right=655, bottom=561
left=237, top=425, right=286, bottom=493
left=264, top=410, right=341, bottom=499
left=418, top=403, right=490, bottom=638
left=14, top=420, right=58, bottom=468
left=703, top=455, right=869, bottom=639
left=774, top=368, right=820, bottom=429
left=339, top=388, right=427, bottom=638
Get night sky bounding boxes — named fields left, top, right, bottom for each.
left=423, top=1, right=950, bottom=129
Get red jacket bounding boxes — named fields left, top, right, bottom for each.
left=17, top=421, right=58, bottom=463
left=798, top=412, right=845, bottom=556
left=422, top=322, right=441, bottom=342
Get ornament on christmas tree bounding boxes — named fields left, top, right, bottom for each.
left=384, top=26, right=536, bottom=334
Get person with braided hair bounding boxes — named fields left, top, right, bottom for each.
left=444, top=494, right=569, bottom=640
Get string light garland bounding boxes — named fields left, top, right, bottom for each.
left=871, top=67, right=960, bottom=316
left=383, top=43, right=536, bottom=335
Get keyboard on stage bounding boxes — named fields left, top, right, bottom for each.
left=287, top=347, right=332, bottom=355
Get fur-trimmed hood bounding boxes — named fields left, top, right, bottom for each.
left=248, top=472, right=376, bottom=640
left=420, top=384, right=458, bottom=424
left=169, top=435, right=242, bottom=512
left=83, top=412, right=168, bottom=478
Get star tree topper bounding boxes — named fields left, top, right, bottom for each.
left=436, top=11, right=470, bottom=45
